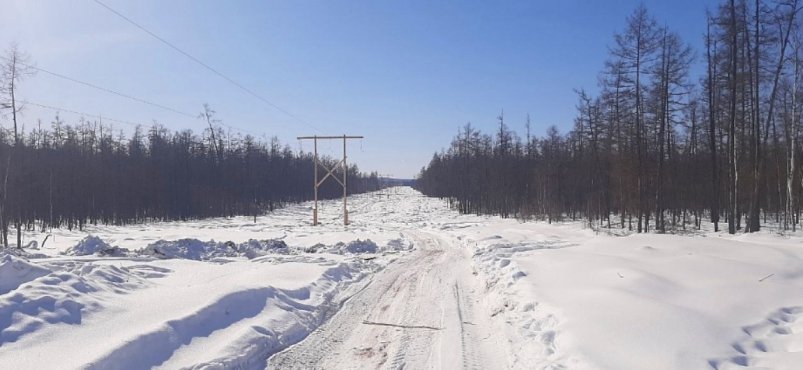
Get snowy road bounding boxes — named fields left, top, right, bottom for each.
left=269, top=230, right=508, bottom=369
left=5, top=187, right=803, bottom=369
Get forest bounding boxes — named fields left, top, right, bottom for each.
left=0, top=53, right=380, bottom=249
left=417, top=0, right=803, bottom=234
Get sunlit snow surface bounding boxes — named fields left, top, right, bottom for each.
left=2, top=187, right=803, bottom=370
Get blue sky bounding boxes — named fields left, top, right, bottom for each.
left=1, top=0, right=717, bottom=178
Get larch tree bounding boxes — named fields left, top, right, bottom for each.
left=609, top=4, right=661, bottom=232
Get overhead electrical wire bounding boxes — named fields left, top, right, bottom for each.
left=0, top=57, right=196, bottom=118
left=92, top=0, right=320, bottom=133
left=2, top=58, right=267, bottom=138
left=3, top=1, right=319, bottom=140
left=23, top=99, right=264, bottom=138
left=20, top=100, right=145, bottom=127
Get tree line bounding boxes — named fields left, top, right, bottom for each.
left=417, top=0, right=803, bottom=234
left=0, top=48, right=379, bottom=249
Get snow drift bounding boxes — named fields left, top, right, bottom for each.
left=0, top=254, right=51, bottom=295
left=62, top=235, right=129, bottom=257
left=139, top=238, right=290, bottom=261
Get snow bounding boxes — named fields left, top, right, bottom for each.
left=0, top=191, right=413, bottom=369
left=455, top=220, right=803, bottom=369
left=2, top=187, right=803, bottom=369
left=0, top=254, right=51, bottom=295
left=325, top=239, right=379, bottom=254
left=62, top=235, right=128, bottom=257
left=0, top=254, right=379, bottom=369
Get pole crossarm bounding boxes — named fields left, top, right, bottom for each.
left=297, top=134, right=364, bottom=226
left=298, top=136, right=364, bottom=140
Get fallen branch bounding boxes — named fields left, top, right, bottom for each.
left=758, top=273, right=775, bottom=282
left=40, top=234, right=51, bottom=249
left=362, top=320, right=443, bottom=330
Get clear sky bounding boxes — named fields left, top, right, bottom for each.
left=1, top=0, right=717, bottom=178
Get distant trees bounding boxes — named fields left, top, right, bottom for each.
left=0, top=39, right=384, bottom=249
left=0, top=116, right=380, bottom=248
left=418, top=1, right=803, bottom=234
left=0, top=44, right=36, bottom=248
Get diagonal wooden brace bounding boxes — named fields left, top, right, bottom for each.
left=316, top=159, right=345, bottom=188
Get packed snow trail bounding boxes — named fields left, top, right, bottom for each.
left=7, top=187, right=803, bottom=369
left=268, top=230, right=510, bottom=369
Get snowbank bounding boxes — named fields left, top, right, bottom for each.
left=141, top=238, right=231, bottom=260
left=0, top=254, right=51, bottom=295
left=470, top=240, right=580, bottom=368
left=469, top=228, right=803, bottom=370
left=343, top=239, right=378, bottom=254
left=385, top=238, right=414, bottom=252
left=307, top=239, right=380, bottom=255
left=0, top=261, right=152, bottom=346
left=0, top=255, right=374, bottom=369
left=62, top=235, right=128, bottom=257
left=62, top=235, right=405, bottom=262
left=238, top=239, right=289, bottom=259
left=139, top=238, right=291, bottom=260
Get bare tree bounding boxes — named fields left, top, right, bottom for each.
left=0, top=43, right=34, bottom=248
left=652, top=27, right=693, bottom=233
left=200, top=103, right=222, bottom=164
left=1, top=43, right=35, bottom=146
left=610, top=4, right=661, bottom=232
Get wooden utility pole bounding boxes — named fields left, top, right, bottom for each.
left=297, top=135, right=364, bottom=225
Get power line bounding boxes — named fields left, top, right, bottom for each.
left=92, top=0, right=320, bottom=133
left=20, top=100, right=145, bottom=127
left=1, top=57, right=197, bottom=118
left=3, top=58, right=268, bottom=138
left=21, top=100, right=266, bottom=139
left=216, top=121, right=264, bottom=138
left=0, top=57, right=272, bottom=137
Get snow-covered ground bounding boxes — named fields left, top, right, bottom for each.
left=0, top=191, right=415, bottom=369
left=2, top=187, right=803, bottom=369
left=456, top=219, right=803, bottom=370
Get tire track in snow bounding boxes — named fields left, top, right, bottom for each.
left=267, top=250, right=432, bottom=369
left=267, top=230, right=517, bottom=370
left=454, top=282, right=483, bottom=370
left=80, top=262, right=370, bottom=370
